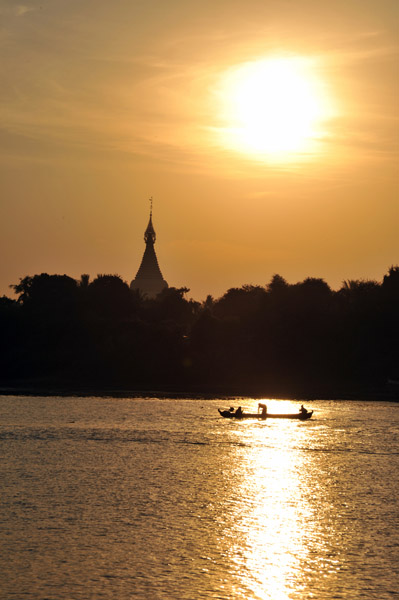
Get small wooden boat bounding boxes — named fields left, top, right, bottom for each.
left=218, top=407, right=313, bottom=420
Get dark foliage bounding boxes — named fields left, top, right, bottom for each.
left=1, top=268, right=398, bottom=396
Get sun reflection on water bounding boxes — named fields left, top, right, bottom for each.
left=228, top=402, right=315, bottom=600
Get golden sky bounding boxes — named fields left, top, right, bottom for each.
left=1, top=0, right=398, bottom=300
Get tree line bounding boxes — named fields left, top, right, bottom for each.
left=0, top=267, right=398, bottom=396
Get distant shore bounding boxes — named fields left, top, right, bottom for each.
left=1, top=381, right=398, bottom=401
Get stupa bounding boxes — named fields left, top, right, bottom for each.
left=130, top=199, right=168, bottom=298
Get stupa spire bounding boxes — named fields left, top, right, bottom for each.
left=144, top=197, right=156, bottom=245
left=130, top=198, right=168, bottom=298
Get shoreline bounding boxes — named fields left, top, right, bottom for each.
left=0, top=382, right=398, bottom=402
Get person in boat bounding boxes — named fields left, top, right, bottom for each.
left=300, top=405, right=308, bottom=415
left=258, top=403, right=267, bottom=419
left=235, top=406, right=243, bottom=418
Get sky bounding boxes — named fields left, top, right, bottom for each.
left=1, top=0, right=398, bottom=301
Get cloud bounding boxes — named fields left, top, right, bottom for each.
left=15, top=5, right=35, bottom=16
left=0, top=0, right=397, bottom=176
left=0, top=4, right=37, bottom=17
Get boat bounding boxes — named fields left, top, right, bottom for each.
left=218, top=403, right=313, bottom=421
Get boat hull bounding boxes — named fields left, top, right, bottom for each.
left=218, top=409, right=313, bottom=420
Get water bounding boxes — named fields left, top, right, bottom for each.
left=1, top=396, right=398, bottom=600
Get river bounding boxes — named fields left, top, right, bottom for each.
left=1, top=396, right=398, bottom=599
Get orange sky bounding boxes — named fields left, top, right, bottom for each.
left=1, top=0, right=398, bottom=300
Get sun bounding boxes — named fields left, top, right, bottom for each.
left=215, top=56, right=334, bottom=159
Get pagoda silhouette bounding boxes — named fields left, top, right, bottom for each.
left=130, top=199, right=168, bottom=298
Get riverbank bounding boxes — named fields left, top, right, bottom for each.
left=1, top=379, right=398, bottom=401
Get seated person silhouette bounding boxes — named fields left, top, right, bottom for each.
left=235, top=406, right=243, bottom=418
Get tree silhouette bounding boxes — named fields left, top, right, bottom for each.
left=12, top=273, right=79, bottom=311
left=1, top=266, right=397, bottom=395
left=86, top=274, right=135, bottom=320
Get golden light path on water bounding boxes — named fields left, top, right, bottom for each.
left=226, top=400, right=320, bottom=600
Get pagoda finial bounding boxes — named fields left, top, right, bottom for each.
left=144, top=197, right=156, bottom=245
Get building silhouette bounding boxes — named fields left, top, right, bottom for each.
left=130, top=201, right=168, bottom=298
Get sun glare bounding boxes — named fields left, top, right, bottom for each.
left=215, top=56, right=335, bottom=160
